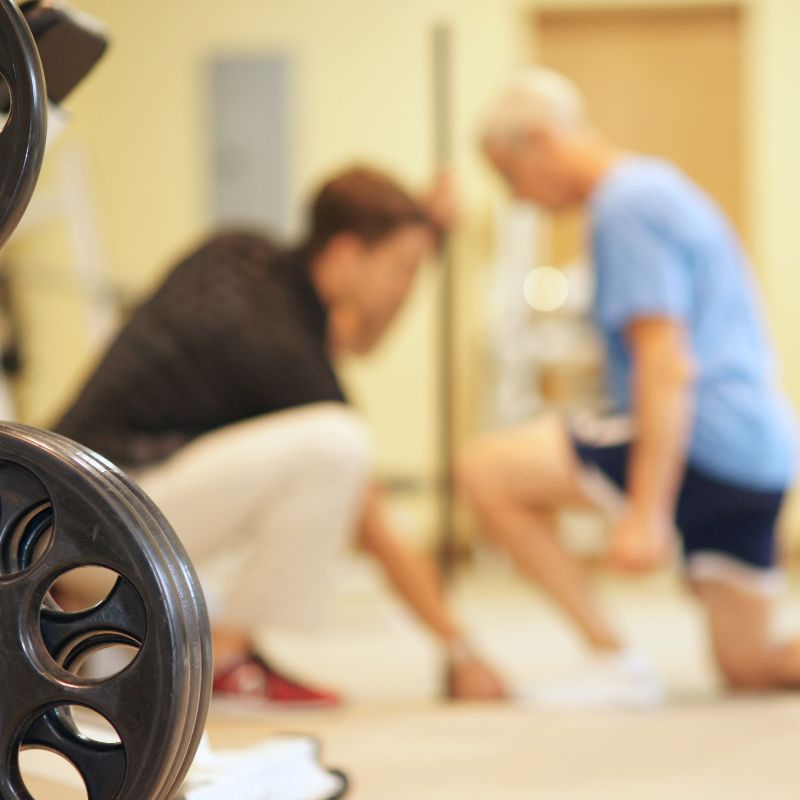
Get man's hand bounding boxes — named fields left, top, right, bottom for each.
left=606, top=509, right=675, bottom=574
left=614, top=316, right=694, bottom=574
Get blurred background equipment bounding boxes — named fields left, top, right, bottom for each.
left=14, top=0, right=108, bottom=105
left=0, top=0, right=46, bottom=249
left=0, top=0, right=112, bottom=422
left=209, top=53, right=292, bottom=236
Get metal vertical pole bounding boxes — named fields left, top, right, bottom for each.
left=432, top=23, right=456, bottom=576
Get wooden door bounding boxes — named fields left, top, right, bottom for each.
left=534, top=5, right=744, bottom=264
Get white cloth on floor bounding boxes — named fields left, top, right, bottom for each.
left=179, top=734, right=345, bottom=800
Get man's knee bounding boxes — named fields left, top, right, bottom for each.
left=716, top=650, right=772, bottom=691
left=454, top=439, right=528, bottom=548
left=456, top=415, right=580, bottom=505
left=696, top=580, right=780, bottom=691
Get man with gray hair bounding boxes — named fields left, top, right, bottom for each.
left=458, top=67, right=800, bottom=707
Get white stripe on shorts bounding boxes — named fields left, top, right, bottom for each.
left=686, top=551, right=785, bottom=597
left=571, top=411, right=635, bottom=448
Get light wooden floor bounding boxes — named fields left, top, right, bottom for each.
left=206, top=695, right=800, bottom=800
left=20, top=560, right=800, bottom=798
left=25, top=696, right=800, bottom=800
left=258, top=559, right=800, bottom=799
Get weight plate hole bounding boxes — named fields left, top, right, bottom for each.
left=0, top=71, right=12, bottom=135
left=47, top=565, right=119, bottom=613
left=63, top=636, right=140, bottom=681
left=17, top=747, right=88, bottom=800
left=0, top=461, right=54, bottom=576
left=40, top=567, right=145, bottom=679
left=57, top=704, right=122, bottom=745
left=18, top=704, right=124, bottom=799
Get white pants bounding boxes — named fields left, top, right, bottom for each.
left=134, top=404, right=373, bottom=633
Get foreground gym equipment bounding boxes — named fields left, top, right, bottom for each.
left=0, top=0, right=45, bottom=249
left=1, top=427, right=212, bottom=799
left=0, top=1, right=213, bottom=797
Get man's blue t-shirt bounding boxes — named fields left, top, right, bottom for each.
left=589, top=157, right=796, bottom=490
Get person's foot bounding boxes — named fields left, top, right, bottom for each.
left=519, top=648, right=665, bottom=710
left=212, top=652, right=342, bottom=709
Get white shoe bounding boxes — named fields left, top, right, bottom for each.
left=518, top=649, right=665, bottom=711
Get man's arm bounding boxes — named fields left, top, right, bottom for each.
left=608, top=316, right=696, bottom=572
left=357, top=485, right=506, bottom=699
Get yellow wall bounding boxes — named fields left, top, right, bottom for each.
left=747, top=0, right=800, bottom=403
left=7, top=0, right=525, bottom=506
left=6, top=0, right=800, bottom=536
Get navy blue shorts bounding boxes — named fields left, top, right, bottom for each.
left=570, top=424, right=784, bottom=581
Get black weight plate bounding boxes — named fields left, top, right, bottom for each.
left=0, top=424, right=197, bottom=799
left=56, top=435, right=212, bottom=800
left=25, top=428, right=200, bottom=800
left=0, top=0, right=46, bottom=249
left=4, top=426, right=194, bottom=800
left=96, top=469, right=211, bottom=800
left=21, top=425, right=208, bottom=800
left=32, top=426, right=212, bottom=800
left=48, top=462, right=196, bottom=800
left=0, top=430, right=189, bottom=800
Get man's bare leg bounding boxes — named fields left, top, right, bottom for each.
left=694, top=580, right=800, bottom=689
left=457, top=414, right=624, bottom=653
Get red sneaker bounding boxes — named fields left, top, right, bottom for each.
left=212, top=653, right=342, bottom=709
